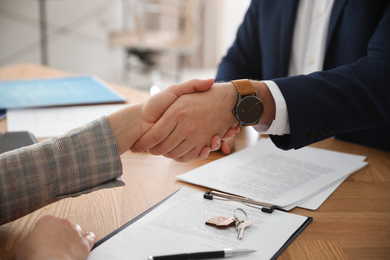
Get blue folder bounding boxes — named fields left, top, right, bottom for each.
left=0, top=75, right=126, bottom=109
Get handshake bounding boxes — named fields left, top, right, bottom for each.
left=107, top=79, right=241, bottom=162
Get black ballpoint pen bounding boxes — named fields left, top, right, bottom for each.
left=148, top=248, right=256, bottom=260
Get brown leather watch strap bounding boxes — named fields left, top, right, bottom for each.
left=231, top=79, right=255, bottom=96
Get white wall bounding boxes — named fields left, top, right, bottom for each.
left=0, top=0, right=123, bottom=82
left=0, top=1, right=41, bottom=65
left=0, top=0, right=251, bottom=83
left=217, top=0, right=251, bottom=65
left=199, top=0, right=251, bottom=68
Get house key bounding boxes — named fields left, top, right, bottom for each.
left=236, top=220, right=252, bottom=239
left=234, top=208, right=252, bottom=240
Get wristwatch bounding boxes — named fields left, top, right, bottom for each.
left=231, top=79, right=263, bottom=127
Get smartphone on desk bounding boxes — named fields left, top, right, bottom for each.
left=0, top=131, right=38, bottom=154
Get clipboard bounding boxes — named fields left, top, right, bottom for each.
left=272, top=216, right=312, bottom=259
left=204, top=190, right=278, bottom=213
left=92, top=190, right=180, bottom=250
left=91, top=188, right=312, bottom=259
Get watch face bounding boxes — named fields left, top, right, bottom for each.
left=236, top=96, right=263, bottom=125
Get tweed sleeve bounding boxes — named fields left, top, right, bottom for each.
left=0, top=116, right=124, bottom=225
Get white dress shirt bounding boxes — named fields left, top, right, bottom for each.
left=254, top=0, right=334, bottom=135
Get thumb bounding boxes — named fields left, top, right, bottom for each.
left=168, top=78, right=214, bottom=97
left=143, top=78, right=214, bottom=123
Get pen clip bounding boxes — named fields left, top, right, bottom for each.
left=203, top=191, right=276, bottom=213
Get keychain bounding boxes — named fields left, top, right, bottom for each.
left=205, top=208, right=252, bottom=239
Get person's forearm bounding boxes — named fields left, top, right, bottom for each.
left=107, top=104, right=143, bottom=155
left=0, top=117, right=123, bottom=225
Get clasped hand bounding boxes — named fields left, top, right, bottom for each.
left=131, top=78, right=239, bottom=162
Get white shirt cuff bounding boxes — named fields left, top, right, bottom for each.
left=252, top=80, right=290, bottom=135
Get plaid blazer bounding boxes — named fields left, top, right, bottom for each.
left=0, top=116, right=124, bottom=225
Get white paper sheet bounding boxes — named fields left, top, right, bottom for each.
left=282, top=176, right=347, bottom=211
left=177, top=138, right=367, bottom=210
left=88, top=187, right=309, bottom=260
left=6, top=104, right=127, bottom=138
left=283, top=153, right=366, bottom=210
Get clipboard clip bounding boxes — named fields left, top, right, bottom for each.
left=203, top=191, right=276, bottom=214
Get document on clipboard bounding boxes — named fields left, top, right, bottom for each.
left=88, top=187, right=312, bottom=260
left=177, top=138, right=367, bottom=212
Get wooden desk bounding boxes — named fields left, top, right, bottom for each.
left=1, top=64, right=389, bottom=260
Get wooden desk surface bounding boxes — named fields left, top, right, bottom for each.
left=1, top=64, right=389, bottom=260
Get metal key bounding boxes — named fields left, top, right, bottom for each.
left=236, top=220, right=252, bottom=240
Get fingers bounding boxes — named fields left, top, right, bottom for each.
left=72, top=223, right=96, bottom=239
left=70, top=222, right=96, bottom=252
left=172, top=132, right=237, bottom=162
left=221, top=126, right=240, bottom=140
left=172, top=147, right=202, bottom=162
left=133, top=115, right=178, bottom=154
left=72, top=223, right=83, bottom=233
left=163, top=138, right=202, bottom=160
left=71, top=223, right=96, bottom=251
left=152, top=127, right=238, bottom=161
left=195, top=129, right=238, bottom=160
left=208, top=127, right=239, bottom=152
left=221, top=136, right=236, bottom=154
left=210, top=135, right=221, bottom=151
left=197, top=146, right=211, bottom=160
left=83, top=232, right=97, bottom=250
left=13, top=216, right=96, bottom=260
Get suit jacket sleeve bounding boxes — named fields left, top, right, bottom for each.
left=216, top=0, right=390, bottom=150
left=0, top=116, right=124, bottom=225
left=272, top=2, right=390, bottom=149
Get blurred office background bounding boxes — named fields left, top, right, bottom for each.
left=0, top=0, right=250, bottom=90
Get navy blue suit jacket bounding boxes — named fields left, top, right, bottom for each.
left=215, top=0, right=390, bottom=151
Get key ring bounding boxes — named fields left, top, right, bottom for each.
left=233, top=208, right=248, bottom=223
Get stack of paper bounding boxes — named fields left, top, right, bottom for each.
left=6, top=104, right=127, bottom=138
left=177, top=138, right=367, bottom=211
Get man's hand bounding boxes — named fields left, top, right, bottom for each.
left=220, top=135, right=236, bottom=154
left=139, top=78, right=216, bottom=137
left=14, top=215, right=96, bottom=260
left=132, top=82, right=239, bottom=162
left=108, top=79, right=216, bottom=155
